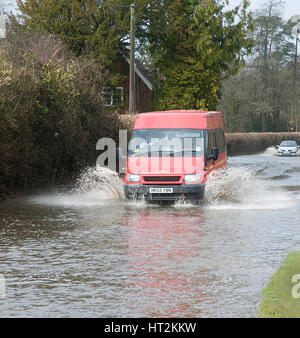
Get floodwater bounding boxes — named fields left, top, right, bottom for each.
left=1, top=148, right=300, bottom=317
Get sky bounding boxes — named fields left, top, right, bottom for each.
left=229, top=0, right=300, bottom=20
left=2, top=0, right=300, bottom=20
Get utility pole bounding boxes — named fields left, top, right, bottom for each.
left=129, top=3, right=136, bottom=115
left=292, top=28, right=300, bottom=132
left=99, top=2, right=136, bottom=114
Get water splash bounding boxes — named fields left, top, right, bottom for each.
left=29, top=167, right=124, bottom=207
left=72, top=167, right=124, bottom=200
left=262, top=147, right=278, bottom=157
left=29, top=165, right=294, bottom=210
left=204, top=167, right=294, bottom=210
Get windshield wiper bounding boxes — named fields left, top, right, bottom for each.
left=129, top=149, right=202, bottom=157
left=171, top=150, right=201, bottom=155
left=129, top=150, right=172, bottom=157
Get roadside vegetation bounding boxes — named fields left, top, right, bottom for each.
left=259, top=252, right=300, bottom=318
left=0, top=33, right=119, bottom=199
left=13, top=0, right=253, bottom=111
left=218, top=0, right=300, bottom=132
left=225, top=132, right=300, bottom=155
left=14, top=0, right=298, bottom=131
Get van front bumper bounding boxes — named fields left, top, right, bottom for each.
left=124, top=183, right=205, bottom=201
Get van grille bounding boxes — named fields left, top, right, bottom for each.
left=143, top=176, right=181, bottom=182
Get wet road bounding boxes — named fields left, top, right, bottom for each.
left=0, top=148, right=300, bottom=317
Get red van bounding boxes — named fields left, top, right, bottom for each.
left=123, top=110, right=226, bottom=203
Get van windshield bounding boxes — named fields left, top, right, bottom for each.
left=128, top=129, right=205, bottom=157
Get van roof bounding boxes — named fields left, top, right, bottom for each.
left=134, top=110, right=223, bottom=130
left=139, top=110, right=220, bottom=116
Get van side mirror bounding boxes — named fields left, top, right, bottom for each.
left=208, top=147, right=219, bottom=161
left=275, top=145, right=279, bottom=149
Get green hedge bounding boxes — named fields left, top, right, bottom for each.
left=0, top=34, right=119, bottom=199
left=225, top=132, right=300, bottom=155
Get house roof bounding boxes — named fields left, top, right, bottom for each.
left=119, top=47, right=154, bottom=91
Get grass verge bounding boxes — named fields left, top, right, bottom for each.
left=258, top=251, right=300, bottom=318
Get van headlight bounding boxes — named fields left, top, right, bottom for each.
left=126, top=174, right=141, bottom=182
left=183, top=173, right=202, bottom=182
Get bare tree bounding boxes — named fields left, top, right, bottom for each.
left=219, top=0, right=299, bottom=132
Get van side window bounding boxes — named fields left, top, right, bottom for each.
left=221, top=129, right=226, bottom=153
left=213, top=129, right=217, bottom=148
left=206, top=130, right=212, bottom=156
left=215, top=128, right=225, bottom=153
left=205, top=130, right=211, bottom=163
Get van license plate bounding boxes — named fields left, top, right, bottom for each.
left=150, top=188, right=173, bottom=194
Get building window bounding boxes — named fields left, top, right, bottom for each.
left=102, top=87, right=124, bottom=106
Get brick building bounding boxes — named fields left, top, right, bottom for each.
left=102, top=48, right=159, bottom=113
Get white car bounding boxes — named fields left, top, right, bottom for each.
left=276, top=140, right=299, bottom=157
